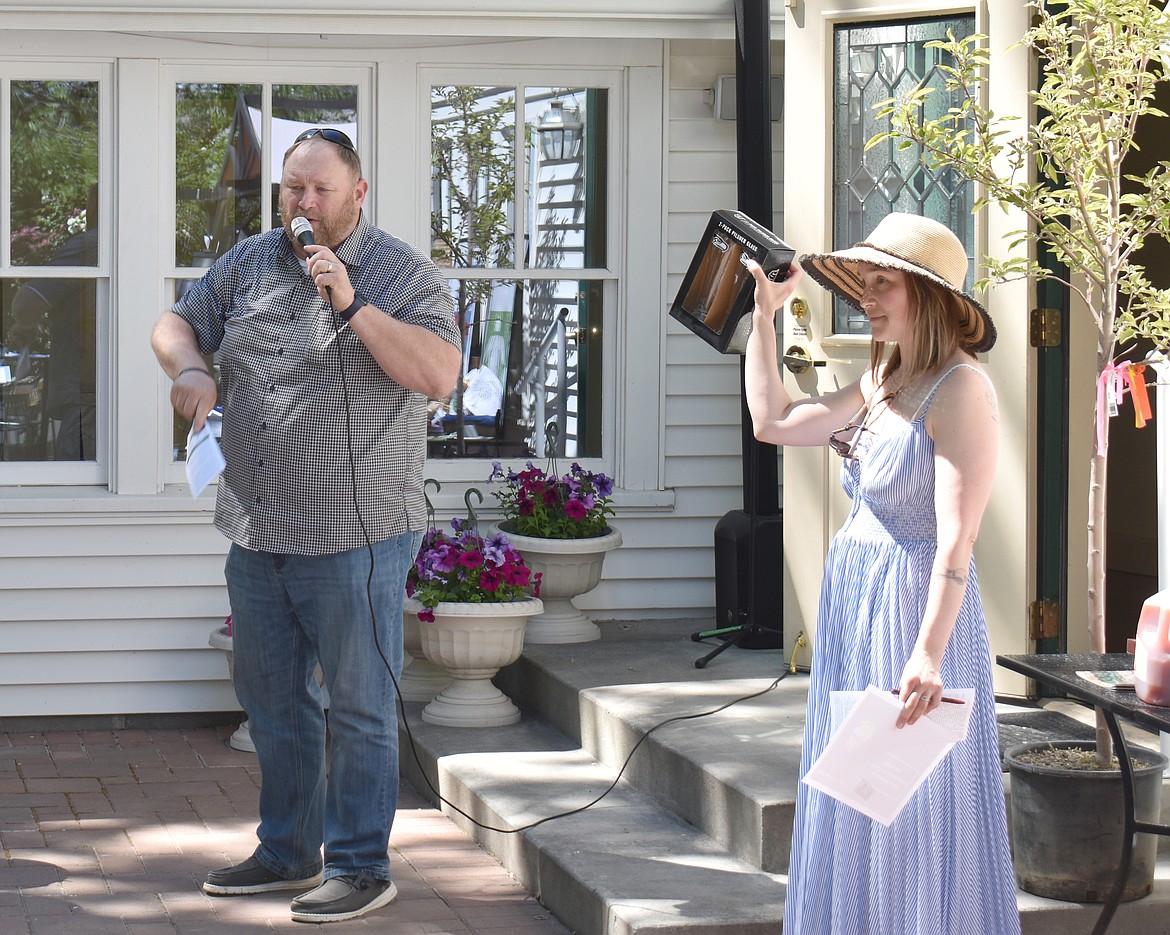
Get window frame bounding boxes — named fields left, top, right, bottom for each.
left=0, top=46, right=667, bottom=505
left=417, top=65, right=656, bottom=494
left=0, top=61, right=112, bottom=486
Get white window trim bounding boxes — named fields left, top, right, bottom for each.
left=416, top=64, right=666, bottom=503
left=0, top=61, right=111, bottom=487
left=0, top=39, right=669, bottom=514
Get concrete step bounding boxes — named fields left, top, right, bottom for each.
left=398, top=617, right=1170, bottom=935
left=496, top=619, right=805, bottom=874
left=396, top=711, right=786, bottom=935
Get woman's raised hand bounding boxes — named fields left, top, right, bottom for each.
left=746, top=258, right=804, bottom=322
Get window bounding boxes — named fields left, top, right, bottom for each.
left=168, top=73, right=364, bottom=461
left=1, top=70, right=105, bottom=469
left=832, top=15, right=976, bottom=335
left=428, top=83, right=610, bottom=461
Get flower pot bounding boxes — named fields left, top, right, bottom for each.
left=404, top=596, right=544, bottom=727
left=494, top=523, right=622, bottom=644
left=1005, top=739, right=1169, bottom=902
left=399, top=609, right=452, bottom=702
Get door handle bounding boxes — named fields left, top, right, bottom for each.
left=783, top=345, right=826, bottom=375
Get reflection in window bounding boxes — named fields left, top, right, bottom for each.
left=270, top=84, right=358, bottom=227
left=832, top=16, right=975, bottom=334
left=427, top=279, right=600, bottom=461
left=526, top=87, right=606, bottom=272
left=430, top=85, right=607, bottom=460
left=1, top=274, right=98, bottom=462
left=2, top=79, right=100, bottom=462
left=10, top=81, right=100, bottom=267
left=430, top=86, right=517, bottom=269
left=176, top=82, right=358, bottom=267
left=176, top=83, right=262, bottom=267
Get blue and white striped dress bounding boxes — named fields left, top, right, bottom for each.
left=783, top=365, right=1021, bottom=935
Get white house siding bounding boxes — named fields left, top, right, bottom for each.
left=0, top=9, right=787, bottom=718
left=615, top=37, right=785, bottom=616
left=0, top=498, right=236, bottom=717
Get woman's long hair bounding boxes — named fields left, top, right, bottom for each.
left=869, top=272, right=972, bottom=388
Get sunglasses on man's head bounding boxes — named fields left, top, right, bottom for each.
left=293, top=127, right=356, bottom=153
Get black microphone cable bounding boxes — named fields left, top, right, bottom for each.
left=317, top=260, right=792, bottom=836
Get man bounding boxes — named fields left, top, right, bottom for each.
left=151, top=127, right=460, bottom=924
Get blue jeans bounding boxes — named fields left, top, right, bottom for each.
left=225, top=531, right=418, bottom=882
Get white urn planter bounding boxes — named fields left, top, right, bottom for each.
left=495, top=523, right=622, bottom=644
left=404, top=596, right=543, bottom=728
left=399, top=609, right=452, bottom=702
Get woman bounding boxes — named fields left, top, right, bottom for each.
left=744, top=213, right=1020, bottom=935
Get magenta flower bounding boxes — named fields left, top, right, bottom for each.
left=457, top=550, right=483, bottom=569
left=405, top=514, right=538, bottom=619
left=487, top=458, right=616, bottom=540
left=480, top=567, right=504, bottom=592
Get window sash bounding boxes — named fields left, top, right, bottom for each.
left=424, top=72, right=619, bottom=465
left=0, top=61, right=110, bottom=483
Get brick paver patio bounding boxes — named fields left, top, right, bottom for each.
left=0, top=726, right=571, bottom=934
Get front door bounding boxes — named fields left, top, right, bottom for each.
left=780, top=1, right=1035, bottom=695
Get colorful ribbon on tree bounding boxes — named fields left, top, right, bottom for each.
left=1096, top=361, right=1154, bottom=455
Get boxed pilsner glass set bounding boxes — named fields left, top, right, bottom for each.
left=669, top=209, right=795, bottom=354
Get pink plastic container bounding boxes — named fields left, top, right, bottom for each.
left=1134, top=589, right=1170, bottom=707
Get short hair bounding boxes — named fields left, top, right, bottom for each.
left=281, top=136, right=362, bottom=182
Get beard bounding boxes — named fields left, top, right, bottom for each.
left=281, top=201, right=360, bottom=252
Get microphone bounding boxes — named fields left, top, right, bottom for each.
left=291, top=216, right=334, bottom=306
left=291, top=216, right=315, bottom=248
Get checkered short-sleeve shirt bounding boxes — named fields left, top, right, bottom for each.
left=172, top=213, right=459, bottom=555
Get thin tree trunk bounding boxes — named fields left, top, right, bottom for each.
left=1087, top=448, right=1108, bottom=655
left=1088, top=437, right=1113, bottom=766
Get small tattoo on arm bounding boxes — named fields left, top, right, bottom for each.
left=936, top=567, right=967, bottom=587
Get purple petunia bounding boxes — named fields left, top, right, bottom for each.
left=405, top=515, right=538, bottom=619
left=486, top=459, right=616, bottom=539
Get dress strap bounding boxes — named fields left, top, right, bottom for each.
left=911, top=362, right=993, bottom=421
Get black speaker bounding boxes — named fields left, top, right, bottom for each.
left=713, top=509, right=783, bottom=649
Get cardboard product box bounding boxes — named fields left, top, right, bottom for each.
left=669, top=209, right=795, bottom=354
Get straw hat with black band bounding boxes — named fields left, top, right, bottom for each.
left=798, top=213, right=996, bottom=353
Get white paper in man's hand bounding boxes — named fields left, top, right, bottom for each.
left=185, top=421, right=225, bottom=498
left=802, top=685, right=973, bottom=826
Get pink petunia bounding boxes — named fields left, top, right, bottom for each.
left=480, top=567, right=504, bottom=592
left=458, top=550, right=483, bottom=569
left=502, top=562, right=531, bottom=586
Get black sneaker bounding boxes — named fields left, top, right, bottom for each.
left=203, top=856, right=323, bottom=895
left=289, top=873, right=398, bottom=923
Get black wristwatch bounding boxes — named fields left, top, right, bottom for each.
left=339, top=293, right=367, bottom=322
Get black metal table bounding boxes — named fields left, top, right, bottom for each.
left=997, top=653, right=1170, bottom=935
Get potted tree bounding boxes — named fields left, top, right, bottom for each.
left=872, top=0, right=1170, bottom=902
